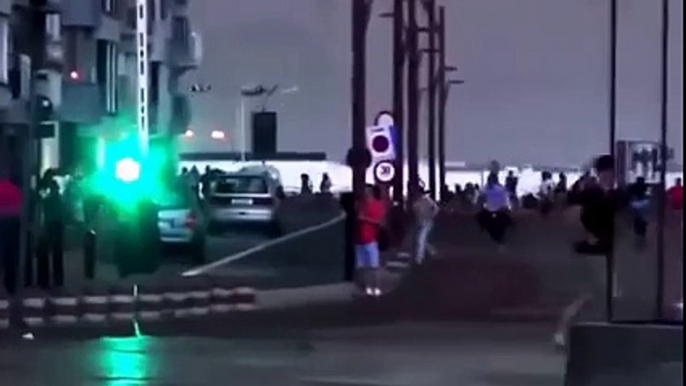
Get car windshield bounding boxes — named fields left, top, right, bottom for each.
left=214, top=176, right=268, bottom=195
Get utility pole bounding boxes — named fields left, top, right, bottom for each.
left=392, top=0, right=405, bottom=209
left=423, top=0, right=437, bottom=200
left=351, top=0, right=372, bottom=197
left=406, top=0, right=420, bottom=200
left=655, top=0, right=670, bottom=321
left=437, top=6, right=448, bottom=200
left=19, top=0, right=48, bottom=290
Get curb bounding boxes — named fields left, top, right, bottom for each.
left=3, top=278, right=259, bottom=331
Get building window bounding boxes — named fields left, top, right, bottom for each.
left=0, top=17, right=8, bottom=85
left=102, top=0, right=118, bottom=15
left=97, top=41, right=118, bottom=114
left=45, top=14, right=61, bottom=42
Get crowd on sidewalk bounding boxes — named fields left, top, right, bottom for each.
left=351, top=154, right=683, bottom=348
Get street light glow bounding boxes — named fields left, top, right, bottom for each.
left=183, top=129, right=194, bottom=138
left=115, top=158, right=141, bottom=183
left=210, top=130, right=226, bottom=140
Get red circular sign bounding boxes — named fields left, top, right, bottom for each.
left=372, top=135, right=390, bottom=153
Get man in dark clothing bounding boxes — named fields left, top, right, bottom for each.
left=555, top=154, right=622, bottom=347
left=0, top=172, right=22, bottom=294
left=37, top=179, right=65, bottom=288
left=569, top=155, right=623, bottom=255
left=505, top=170, right=519, bottom=208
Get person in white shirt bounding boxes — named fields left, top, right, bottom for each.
left=412, top=189, right=439, bottom=265
left=538, top=171, right=556, bottom=216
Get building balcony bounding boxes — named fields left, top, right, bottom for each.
left=166, top=25, right=201, bottom=71
left=60, top=80, right=104, bottom=125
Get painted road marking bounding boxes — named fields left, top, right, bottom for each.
left=182, top=213, right=346, bottom=277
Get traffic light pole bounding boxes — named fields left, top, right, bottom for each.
left=424, top=0, right=437, bottom=201
left=137, top=0, right=150, bottom=157
left=392, top=0, right=405, bottom=209
left=406, top=0, right=420, bottom=200
left=437, top=6, right=448, bottom=200
left=19, top=1, right=48, bottom=291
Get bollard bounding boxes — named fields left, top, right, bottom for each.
left=84, top=230, right=96, bottom=280
left=0, top=289, right=9, bottom=330
left=22, top=289, right=48, bottom=328
left=109, top=283, right=135, bottom=323
left=48, top=289, right=79, bottom=326
left=80, top=284, right=110, bottom=324
left=135, top=282, right=165, bottom=322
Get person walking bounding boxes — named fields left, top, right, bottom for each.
left=412, top=188, right=439, bottom=265
left=37, top=179, right=65, bottom=289
left=628, top=177, right=650, bottom=244
left=319, top=173, right=332, bottom=195
left=477, top=173, right=512, bottom=248
left=355, top=185, right=386, bottom=297
left=539, top=171, right=556, bottom=217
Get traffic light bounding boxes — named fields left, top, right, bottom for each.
left=88, top=134, right=171, bottom=212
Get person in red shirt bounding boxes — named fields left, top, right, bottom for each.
left=356, top=184, right=386, bottom=297
left=667, top=178, right=683, bottom=211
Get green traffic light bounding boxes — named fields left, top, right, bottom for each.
left=115, top=158, right=141, bottom=183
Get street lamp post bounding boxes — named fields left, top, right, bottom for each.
left=423, top=0, right=438, bottom=201
left=352, top=0, right=372, bottom=197
left=392, top=0, right=406, bottom=209
left=406, top=0, right=420, bottom=200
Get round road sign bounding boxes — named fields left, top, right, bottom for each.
left=374, top=161, right=396, bottom=183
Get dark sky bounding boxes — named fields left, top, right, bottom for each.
left=183, top=0, right=683, bottom=167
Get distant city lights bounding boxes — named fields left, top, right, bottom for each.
left=210, top=130, right=226, bottom=140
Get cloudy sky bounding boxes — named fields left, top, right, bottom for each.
left=183, top=0, right=683, bottom=167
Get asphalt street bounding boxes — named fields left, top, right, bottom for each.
left=62, top=195, right=345, bottom=290
left=0, top=321, right=567, bottom=386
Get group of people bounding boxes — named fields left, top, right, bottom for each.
left=352, top=184, right=439, bottom=297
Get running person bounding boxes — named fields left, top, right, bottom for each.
left=554, top=155, right=622, bottom=347
left=355, top=185, right=386, bottom=297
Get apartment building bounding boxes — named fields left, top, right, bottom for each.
left=0, top=0, right=200, bottom=174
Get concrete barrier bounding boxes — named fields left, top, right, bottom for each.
left=80, top=284, right=110, bottom=324
left=0, top=290, right=9, bottom=330
left=163, top=279, right=193, bottom=319
left=109, top=283, right=135, bottom=323
left=209, top=277, right=257, bottom=313
left=22, top=290, right=48, bottom=328
left=135, top=282, right=165, bottom=322
left=565, top=322, right=683, bottom=386
left=48, top=289, right=79, bottom=326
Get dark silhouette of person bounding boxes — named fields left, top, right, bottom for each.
left=37, top=179, right=65, bottom=289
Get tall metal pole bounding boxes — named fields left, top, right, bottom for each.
left=655, top=0, right=670, bottom=321
left=424, top=0, right=437, bottom=200
left=437, top=6, right=448, bottom=200
left=137, top=0, right=150, bottom=157
left=392, top=0, right=405, bottom=208
left=352, top=0, right=369, bottom=197
left=609, top=0, right=618, bottom=158
left=605, top=0, right=618, bottom=323
left=406, top=0, right=420, bottom=200
left=19, top=1, right=48, bottom=292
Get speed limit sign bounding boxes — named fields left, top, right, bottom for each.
left=374, top=161, right=396, bottom=183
